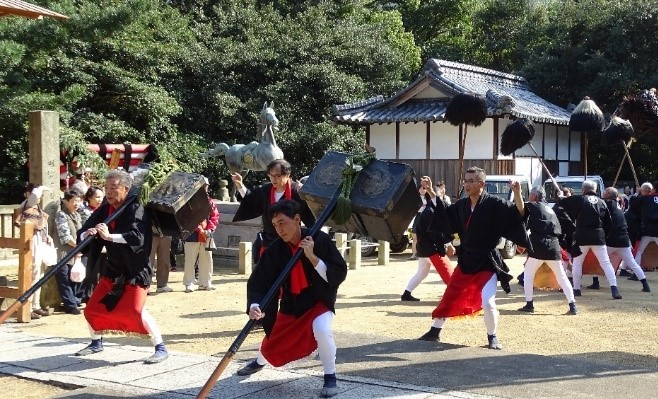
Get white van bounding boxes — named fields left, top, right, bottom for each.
left=457, top=175, right=531, bottom=259
left=543, top=175, right=605, bottom=206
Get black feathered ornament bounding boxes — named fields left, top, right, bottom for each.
left=500, top=118, right=535, bottom=156
left=569, top=96, right=604, bottom=177
left=569, top=96, right=605, bottom=133
left=602, top=116, right=633, bottom=146
left=500, top=118, right=560, bottom=191
left=445, top=92, right=488, bottom=190
left=444, top=92, right=488, bottom=126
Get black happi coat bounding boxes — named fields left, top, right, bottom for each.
left=553, top=203, right=576, bottom=254
left=78, top=199, right=153, bottom=287
left=629, top=194, right=658, bottom=238
left=559, top=192, right=611, bottom=246
left=233, top=182, right=316, bottom=245
left=605, top=200, right=631, bottom=248
left=524, top=201, right=562, bottom=261
left=430, top=192, right=528, bottom=290
left=415, top=197, right=453, bottom=258
left=246, top=228, right=348, bottom=335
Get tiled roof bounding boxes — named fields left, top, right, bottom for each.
left=332, top=59, right=571, bottom=125
left=0, top=0, right=68, bottom=20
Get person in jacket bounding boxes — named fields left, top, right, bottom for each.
left=418, top=167, right=529, bottom=350
left=401, top=176, right=455, bottom=301
left=53, top=189, right=84, bottom=314
left=515, top=186, right=577, bottom=315
left=558, top=180, right=621, bottom=299
left=236, top=199, right=347, bottom=398
left=183, top=176, right=219, bottom=292
left=231, top=159, right=315, bottom=263
left=74, top=169, right=168, bottom=364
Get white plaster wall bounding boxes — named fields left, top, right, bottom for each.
left=570, top=130, right=581, bottom=161
left=429, top=122, right=459, bottom=159
left=399, top=122, right=426, bottom=159
left=557, top=125, right=570, bottom=161
left=464, top=118, right=493, bottom=159
left=543, top=125, right=558, bottom=160
left=370, top=123, right=396, bottom=159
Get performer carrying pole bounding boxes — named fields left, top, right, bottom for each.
left=74, top=169, right=169, bottom=364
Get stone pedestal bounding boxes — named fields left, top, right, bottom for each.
left=212, top=201, right=261, bottom=269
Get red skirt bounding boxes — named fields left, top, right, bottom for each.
left=84, top=276, right=149, bottom=336
left=261, top=302, right=330, bottom=367
left=431, top=267, right=493, bottom=319
left=429, top=254, right=454, bottom=285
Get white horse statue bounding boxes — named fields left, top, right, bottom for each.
left=202, top=102, right=284, bottom=174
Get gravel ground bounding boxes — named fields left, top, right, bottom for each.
left=3, top=251, right=658, bottom=395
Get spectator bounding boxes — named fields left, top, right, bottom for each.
left=53, top=190, right=84, bottom=314
left=183, top=177, right=219, bottom=293
left=15, top=183, right=53, bottom=319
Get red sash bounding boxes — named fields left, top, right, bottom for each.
left=429, top=254, right=454, bottom=285
left=288, top=242, right=308, bottom=294
left=270, top=180, right=292, bottom=204
left=431, top=267, right=493, bottom=319
left=84, top=277, right=149, bottom=336
left=261, top=302, right=330, bottom=367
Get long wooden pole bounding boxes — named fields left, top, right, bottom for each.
left=196, top=188, right=341, bottom=399
left=526, top=143, right=560, bottom=192
left=0, top=195, right=138, bottom=325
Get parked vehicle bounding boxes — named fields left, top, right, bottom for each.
left=543, top=175, right=605, bottom=206
left=457, top=175, right=531, bottom=259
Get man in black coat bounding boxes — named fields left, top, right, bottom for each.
left=74, top=169, right=168, bottom=364
left=418, top=167, right=529, bottom=350
left=235, top=199, right=347, bottom=398
left=630, top=182, right=658, bottom=267
left=231, top=159, right=316, bottom=263
left=558, top=180, right=622, bottom=299
left=515, top=186, right=577, bottom=315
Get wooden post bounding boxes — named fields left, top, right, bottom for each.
left=348, top=239, right=361, bottom=270
left=334, top=233, right=347, bottom=259
left=377, top=240, right=389, bottom=266
left=238, top=241, right=252, bottom=275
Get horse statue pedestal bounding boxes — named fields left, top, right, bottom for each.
left=211, top=201, right=261, bottom=269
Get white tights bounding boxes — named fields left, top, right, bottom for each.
left=432, top=274, right=499, bottom=335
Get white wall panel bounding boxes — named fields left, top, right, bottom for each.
left=557, top=126, right=570, bottom=160
left=370, top=123, right=396, bottom=159
left=464, top=118, right=493, bottom=159
left=543, top=125, right=558, bottom=160
left=399, top=122, right=426, bottom=159
left=570, top=130, right=581, bottom=162
left=429, top=122, right=459, bottom=159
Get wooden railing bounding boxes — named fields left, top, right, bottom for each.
left=0, top=222, right=34, bottom=322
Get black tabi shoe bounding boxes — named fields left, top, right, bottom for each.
left=75, top=339, right=103, bottom=356
left=628, top=274, right=639, bottom=281
left=418, top=327, right=441, bottom=342
left=321, top=373, right=339, bottom=398
left=568, top=302, right=578, bottom=315
left=518, top=302, right=535, bottom=313
left=237, top=360, right=265, bottom=376
left=487, top=334, right=503, bottom=350
left=641, top=279, right=651, bottom=293
left=586, top=278, right=600, bottom=290
left=401, top=290, right=420, bottom=301
left=618, top=269, right=631, bottom=277
left=611, top=286, right=623, bottom=299
left=573, top=289, right=582, bottom=297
